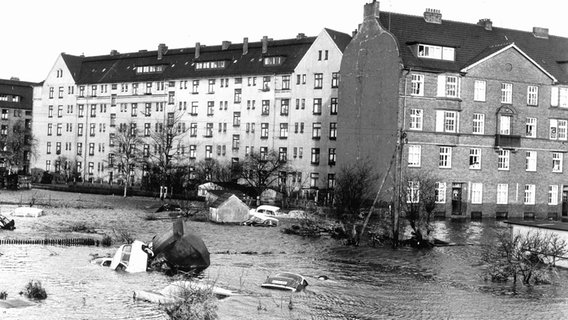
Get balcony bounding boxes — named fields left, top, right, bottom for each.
left=495, top=134, right=521, bottom=148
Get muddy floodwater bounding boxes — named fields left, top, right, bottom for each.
left=2, top=219, right=568, bottom=319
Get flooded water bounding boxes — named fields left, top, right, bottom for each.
left=2, top=219, right=568, bottom=319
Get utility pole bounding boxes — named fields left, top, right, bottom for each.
left=392, top=128, right=405, bottom=248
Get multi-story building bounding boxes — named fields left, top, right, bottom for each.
left=33, top=29, right=351, bottom=194
left=0, top=78, right=34, bottom=175
left=339, top=1, right=568, bottom=219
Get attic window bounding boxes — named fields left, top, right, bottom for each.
left=263, top=56, right=286, bottom=66
left=195, top=60, right=227, bottom=70
left=136, top=65, right=165, bottom=74
left=417, top=44, right=455, bottom=61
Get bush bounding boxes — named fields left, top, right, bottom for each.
left=163, top=283, right=218, bottom=320
left=101, top=234, right=112, bottom=247
left=0, top=291, right=7, bottom=300
left=23, top=280, right=47, bottom=300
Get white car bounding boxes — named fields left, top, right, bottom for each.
left=252, top=205, right=282, bottom=216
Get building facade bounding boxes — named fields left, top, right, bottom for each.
left=339, top=1, right=568, bottom=219
left=0, top=78, right=34, bottom=175
left=32, top=29, right=351, bottom=194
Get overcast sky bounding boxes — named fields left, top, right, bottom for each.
left=2, top=0, right=567, bottom=83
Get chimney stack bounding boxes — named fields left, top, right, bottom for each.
left=363, top=0, right=380, bottom=21
left=424, top=8, right=442, bottom=24
left=296, top=33, right=306, bottom=39
left=10, top=77, right=19, bottom=81
left=352, top=29, right=358, bottom=37
left=195, top=42, right=201, bottom=59
left=157, top=43, right=168, bottom=60
left=243, top=37, right=248, bottom=55
left=477, top=19, right=493, bottom=31
left=222, top=41, right=231, bottom=50
left=262, top=36, right=268, bottom=54
left=110, top=49, right=119, bottom=56
left=533, top=27, right=549, bottom=39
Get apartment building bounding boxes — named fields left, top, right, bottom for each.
left=339, top=1, right=568, bottom=219
left=0, top=78, right=34, bottom=175
left=33, top=29, right=351, bottom=193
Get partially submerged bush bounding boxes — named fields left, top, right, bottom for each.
left=0, top=291, right=7, bottom=300
left=69, top=222, right=95, bottom=233
left=163, top=283, right=218, bottom=320
left=112, top=228, right=133, bottom=244
left=144, top=213, right=158, bottom=221
left=101, top=234, right=112, bottom=247
left=24, top=280, right=47, bottom=300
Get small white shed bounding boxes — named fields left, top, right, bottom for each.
left=209, top=193, right=250, bottom=223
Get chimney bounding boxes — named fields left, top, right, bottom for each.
left=296, top=33, right=306, bottom=39
left=533, top=27, right=549, bottom=39
left=363, top=0, right=380, bottom=21
left=10, top=77, right=19, bottom=81
left=262, top=36, right=268, bottom=54
left=222, top=41, right=231, bottom=50
left=477, top=19, right=492, bottom=31
left=243, top=37, right=248, bottom=55
left=424, top=8, right=442, bottom=24
left=352, top=29, right=358, bottom=37
left=157, top=43, right=168, bottom=60
left=110, top=49, right=119, bottom=56
left=195, top=42, right=200, bottom=59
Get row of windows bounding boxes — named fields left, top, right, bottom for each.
left=408, top=145, right=564, bottom=172
left=410, top=73, right=568, bottom=107
left=407, top=181, right=559, bottom=206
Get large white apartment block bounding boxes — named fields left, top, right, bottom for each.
left=32, top=29, right=351, bottom=192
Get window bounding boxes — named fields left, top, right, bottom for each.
left=234, top=89, right=241, bottom=103
left=205, top=123, right=213, bottom=137
left=417, top=44, right=455, bottom=61
left=110, top=114, right=116, bottom=127
left=408, top=145, right=421, bottom=167
left=195, top=61, right=227, bottom=70
left=77, top=123, right=83, bottom=136
left=437, top=75, right=459, bottom=98
left=471, top=183, right=483, bottom=204
left=469, top=148, right=481, bottom=169
left=144, top=123, right=151, bottom=136
left=312, top=122, right=321, bottom=139
left=407, top=181, right=420, bottom=203
left=88, top=143, right=95, bottom=156
left=331, top=72, right=340, bottom=88
left=498, top=149, right=510, bottom=170
left=314, top=73, right=323, bottom=89
left=191, top=102, right=198, bottom=115
left=409, top=109, right=423, bottom=130
left=499, top=116, right=511, bottom=135
left=527, top=86, right=538, bottom=106
left=189, top=123, right=197, bottom=137
left=439, top=146, right=452, bottom=168
left=411, top=74, right=424, bottom=96
left=501, top=83, right=512, bottom=104
left=329, top=123, right=337, bottom=139
left=280, top=123, right=288, bottom=138
left=435, top=182, right=446, bottom=203
left=205, top=145, right=213, bottom=159
left=145, top=82, right=152, bottom=94
left=261, top=100, right=270, bottom=115
left=192, top=80, right=199, bottom=94
left=207, top=101, right=214, bottom=116
left=56, top=123, right=62, bottom=136
left=262, top=76, right=270, bottom=91
left=58, top=87, right=64, bottom=98
left=131, top=103, right=137, bottom=117
left=282, top=75, right=290, bottom=90
left=472, top=113, right=484, bottom=134
left=330, top=98, right=338, bottom=115
left=526, top=117, right=537, bottom=138
left=278, top=147, right=287, bottom=162
left=231, top=112, right=241, bottom=127
left=299, top=147, right=303, bottom=159
left=49, top=87, right=54, bottom=99
left=189, top=145, right=196, bottom=158
left=328, top=148, right=336, bottom=165
left=552, top=152, right=563, bottom=172
left=208, top=79, right=215, bottom=93
left=474, top=80, right=486, bottom=101
left=45, top=160, right=51, bottom=171
left=310, top=173, right=319, bottom=188
left=46, top=142, right=51, bottom=154
left=550, top=119, right=568, bottom=140
left=280, top=99, right=289, bottom=115
left=261, top=123, right=269, bottom=139
left=549, top=185, right=559, bottom=205
left=89, top=123, right=96, bottom=136
left=559, top=87, right=568, bottom=108
left=313, top=98, right=322, bottom=115
left=76, top=142, right=83, bottom=156
left=232, top=135, right=240, bottom=150
left=168, top=91, right=175, bottom=104
left=260, top=147, right=268, bottom=160
left=311, top=148, right=320, bottom=164
left=435, top=111, right=458, bottom=133
left=263, top=56, right=285, bottom=66
left=48, top=106, right=53, bottom=118
left=328, top=174, right=336, bottom=189
left=525, top=151, right=537, bottom=171
left=497, top=184, right=508, bottom=204
left=524, top=184, right=536, bottom=204
left=47, top=124, right=52, bottom=136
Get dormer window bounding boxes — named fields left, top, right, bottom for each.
left=195, top=60, right=227, bottom=70
left=136, top=65, right=165, bottom=74
left=417, top=44, right=455, bottom=61
left=263, top=56, right=285, bottom=66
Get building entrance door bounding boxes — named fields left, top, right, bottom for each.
left=452, top=183, right=463, bottom=215
left=562, top=187, right=568, bottom=217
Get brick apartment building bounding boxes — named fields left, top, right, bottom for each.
left=339, top=1, right=568, bottom=219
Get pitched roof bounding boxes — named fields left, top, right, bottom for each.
left=325, top=28, right=352, bottom=52
left=63, top=36, right=321, bottom=84
left=0, top=78, right=36, bottom=109
left=377, top=11, right=568, bottom=83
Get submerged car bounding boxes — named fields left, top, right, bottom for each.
left=261, top=272, right=308, bottom=292
left=242, top=211, right=279, bottom=227
left=109, top=240, right=153, bottom=273
left=0, top=214, right=15, bottom=230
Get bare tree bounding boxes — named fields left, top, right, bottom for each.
left=240, top=149, right=290, bottom=197
left=399, top=170, right=440, bottom=247
left=109, top=120, right=144, bottom=197
left=146, top=110, right=188, bottom=198
left=334, top=160, right=379, bottom=218
left=193, top=158, right=236, bottom=184
left=0, top=119, right=37, bottom=174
